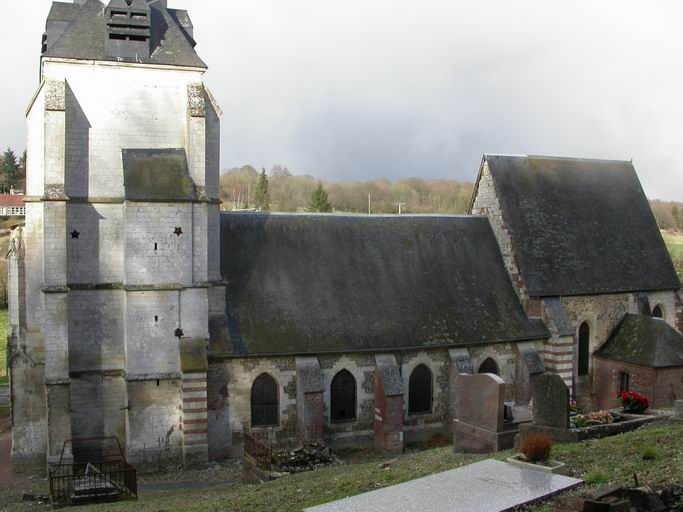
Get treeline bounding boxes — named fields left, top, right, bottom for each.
left=0, top=148, right=26, bottom=193
left=220, top=166, right=683, bottom=230
left=219, top=165, right=474, bottom=214
left=650, top=200, right=683, bottom=232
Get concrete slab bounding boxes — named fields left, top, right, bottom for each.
left=305, top=459, right=582, bottom=512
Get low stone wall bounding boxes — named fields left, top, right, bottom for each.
left=519, top=412, right=672, bottom=444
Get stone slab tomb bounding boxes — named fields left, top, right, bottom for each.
left=305, top=459, right=583, bottom=512
left=453, top=373, right=518, bottom=453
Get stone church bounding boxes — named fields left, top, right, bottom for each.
left=8, top=0, right=683, bottom=470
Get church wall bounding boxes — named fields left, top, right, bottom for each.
left=126, top=379, right=184, bottom=470
left=471, top=160, right=528, bottom=301
left=125, top=291, right=181, bottom=377
left=66, top=203, right=124, bottom=284
left=207, top=342, right=525, bottom=458
left=124, top=203, right=194, bottom=286
left=67, top=290, right=125, bottom=374
left=400, top=350, right=449, bottom=442
left=26, top=87, right=45, bottom=197
left=10, top=365, right=47, bottom=469
left=646, top=290, right=678, bottom=327
left=319, top=354, right=375, bottom=445
left=41, top=61, right=203, bottom=199
left=69, top=374, right=127, bottom=456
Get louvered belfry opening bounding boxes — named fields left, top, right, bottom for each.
left=251, top=373, right=279, bottom=427
left=331, top=369, right=356, bottom=423
left=408, top=364, right=432, bottom=415
left=105, top=0, right=152, bottom=58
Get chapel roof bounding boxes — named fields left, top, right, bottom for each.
left=43, top=0, right=206, bottom=69
left=475, top=154, right=680, bottom=297
left=219, top=212, right=548, bottom=356
left=595, top=314, right=683, bottom=368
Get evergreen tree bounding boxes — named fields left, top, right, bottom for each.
left=0, top=148, right=19, bottom=193
left=309, top=181, right=333, bottom=212
left=254, top=168, right=270, bottom=211
left=18, top=150, right=27, bottom=182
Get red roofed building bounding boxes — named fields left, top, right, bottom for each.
left=0, top=193, right=25, bottom=216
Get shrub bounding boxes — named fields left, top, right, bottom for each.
left=642, top=447, right=659, bottom=461
left=584, top=471, right=610, bottom=486
left=618, top=391, right=650, bottom=414
left=520, top=432, right=553, bottom=463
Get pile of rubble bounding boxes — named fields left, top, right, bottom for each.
left=555, top=485, right=683, bottom=511
left=271, top=443, right=340, bottom=474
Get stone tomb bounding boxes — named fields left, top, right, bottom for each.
left=305, top=459, right=583, bottom=512
left=453, top=373, right=520, bottom=453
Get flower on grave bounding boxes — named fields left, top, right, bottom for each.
left=618, top=391, right=650, bottom=414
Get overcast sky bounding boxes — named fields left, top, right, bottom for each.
left=2, top=1, right=683, bottom=200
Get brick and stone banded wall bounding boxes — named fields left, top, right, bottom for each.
left=182, top=372, right=209, bottom=464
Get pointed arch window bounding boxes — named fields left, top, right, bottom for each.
left=652, top=305, right=664, bottom=319
left=331, top=369, right=356, bottom=423
left=478, top=357, right=499, bottom=376
left=251, top=373, right=279, bottom=427
left=578, top=322, right=590, bottom=376
left=408, top=364, right=433, bottom=415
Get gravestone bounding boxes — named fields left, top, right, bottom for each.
left=675, top=400, right=683, bottom=421
left=532, top=373, right=570, bottom=429
left=454, top=373, right=516, bottom=453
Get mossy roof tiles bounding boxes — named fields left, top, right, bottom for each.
left=481, top=155, right=680, bottom=297
left=595, top=314, right=683, bottom=368
left=219, top=213, right=547, bottom=356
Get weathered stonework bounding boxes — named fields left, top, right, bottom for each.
left=471, top=160, right=528, bottom=301
left=11, top=17, right=223, bottom=470
left=187, top=83, right=206, bottom=117
left=44, top=80, right=66, bottom=111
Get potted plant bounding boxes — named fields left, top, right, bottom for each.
left=618, top=391, right=650, bottom=414
left=507, top=432, right=566, bottom=474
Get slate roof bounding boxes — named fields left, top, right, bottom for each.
left=121, top=148, right=196, bottom=201
left=478, top=155, right=680, bottom=297
left=43, top=0, right=206, bottom=68
left=219, top=213, right=548, bottom=356
left=595, top=314, right=683, bottom=368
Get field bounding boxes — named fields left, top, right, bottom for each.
left=1, top=420, right=681, bottom=512
left=662, top=230, right=683, bottom=280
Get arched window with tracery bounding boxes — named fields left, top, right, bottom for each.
left=578, top=322, right=590, bottom=376
left=330, top=369, right=356, bottom=423
left=408, top=364, right=433, bottom=414
left=478, top=357, right=499, bottom=376
left=251, top=373, right=279, bottom=427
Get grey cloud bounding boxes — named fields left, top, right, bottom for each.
left=2, top=0, right=682, bottom=200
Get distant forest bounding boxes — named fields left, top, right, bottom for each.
left=220, top=165, right=683, bottom=231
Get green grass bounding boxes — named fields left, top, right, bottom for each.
left=0, top=309, right=7, bottom=379
left=2, top=421, right=681, bottom=512
left=662, top=230, right=683, bottom=280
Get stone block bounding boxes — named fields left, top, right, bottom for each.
left=532, top=373, right=570, bottom=429
left=675, top=400, right=683, bottom=420
left=457, top=373, right=505, bottom=432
